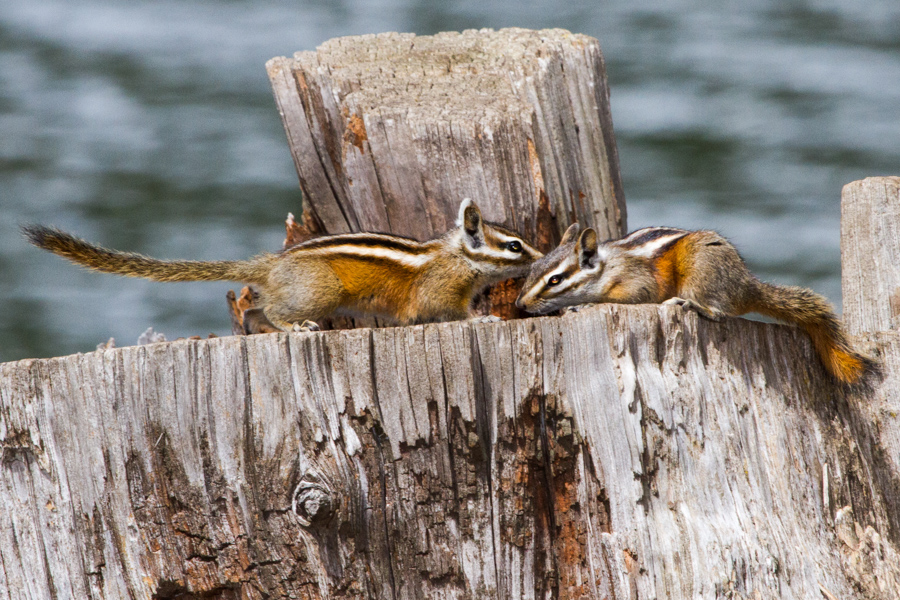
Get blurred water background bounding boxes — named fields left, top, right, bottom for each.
left=2, top=0, right=899, bottom=362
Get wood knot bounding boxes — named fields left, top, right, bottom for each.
left=292, top=473, right=335, bottom=527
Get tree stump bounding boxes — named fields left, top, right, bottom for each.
left=266, top=29, right=626, bottom=318
left=2, top=302, right=899, bottom=599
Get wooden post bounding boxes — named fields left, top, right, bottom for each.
left=266, top=29, right=626, bottom=317
left=841, top=176, right=900, bottom=561
left=841, top=176, right=900, bottom=335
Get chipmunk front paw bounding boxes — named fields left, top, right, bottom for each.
left=563, top=303, right=598, bottom=314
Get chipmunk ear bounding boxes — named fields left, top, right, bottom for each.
left=576, top=228, right=599, bottom=268
left=458, top=198, right=484, bottom=247
left=560, top=223, right=580, bottom=245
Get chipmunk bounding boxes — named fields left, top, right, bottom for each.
left=516, top=224, right=874, bottom=385
left=25, top=199, right=542, bottom=331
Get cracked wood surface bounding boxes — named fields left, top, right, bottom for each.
left=2, top=304, right=899, bottom=599
left=266, top=27, right=626, bottom=254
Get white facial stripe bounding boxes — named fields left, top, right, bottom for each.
left=485, top=230, right=527, bottom=253
left=518, top=286, right=537, bottom=304
left=547, top=269, right=592, bottom=296
left=311, top=245, right=434, bottom=268
left=541, top=271, right=565, bottom=293
left=540, top=257, right=575, bottom=293
left=489, top=230, right=518, bottom=244
left=464, top=228, right=530, bottom=262
left=467, top=245, right=517, bottom=262
left=547, top=270, right=566, bottom=282
left=627, top=233, right=686, bottom=258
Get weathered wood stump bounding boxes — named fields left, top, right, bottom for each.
left=2, top=299, right=899, bottom=599
left=267, top=28, right=625, bottom=242
left=266, top=28, right=626, bottom=318
left=841, top=176, right=900, bottom=553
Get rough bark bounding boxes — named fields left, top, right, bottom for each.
left=266, top=28, right=626, bottom=254
left=2, top=303, right=899, bottom=600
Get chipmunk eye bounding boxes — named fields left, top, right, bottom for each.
left=506, top=240, right=523, bottom=253
left=547, top=274, right=563, bottom=286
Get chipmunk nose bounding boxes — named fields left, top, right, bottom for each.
left=515, top=296, right=526, bottom=309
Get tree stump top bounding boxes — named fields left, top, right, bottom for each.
left=296, top=28, right=591, bottom=118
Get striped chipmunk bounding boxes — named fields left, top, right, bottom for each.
left=516, top=224, right=874, bottom=385
left=25, top=199, right=542, bottom=333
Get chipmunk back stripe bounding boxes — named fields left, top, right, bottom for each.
left=460, top=245, right=504, bottom=263
left=287, top=232, right=432, bottom=255
left=619, top=227, right=688, bottom=248
left=624, top=231, right=690, bottom=258
left=307, top=244, right=435, bottom=268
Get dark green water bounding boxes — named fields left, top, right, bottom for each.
left=2, top=0, right=899, bottom=362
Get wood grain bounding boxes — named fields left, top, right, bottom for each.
left=2, top=305, right=898, bottom=599
left=841, top=176, right=900, bottom=335
left=266, top=28, right=626, bottom=251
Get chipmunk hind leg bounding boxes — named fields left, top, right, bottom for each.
left=259, top=258, right=343, bottom=330
left=669, top=231, right=756, bottom=319
left=242, top=308, right=282, bottom=334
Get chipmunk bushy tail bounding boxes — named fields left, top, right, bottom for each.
left=23, top=226, right=272, bottom=284
left=750, top=281, right=874, bottom=385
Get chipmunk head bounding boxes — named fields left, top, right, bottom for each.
left=455, top=198, right=543, bottom=280
left=516, top=224, right=603, bottom=313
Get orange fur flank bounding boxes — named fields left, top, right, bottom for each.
left=673, top=237, right=694, bottom=290
left=327, top=256, right=419, bottom=321
left=651, top=237, right=693, bottom=301
left=325, top=255, right=478, bottom=324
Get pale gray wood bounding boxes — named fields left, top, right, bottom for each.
left=840, top=176, right=900, bottom=515
left=266, top=28, right=626, bottom=249
left=3, top=304, right=899, bottom=599
left=841, top=176, right=900, bottom=335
